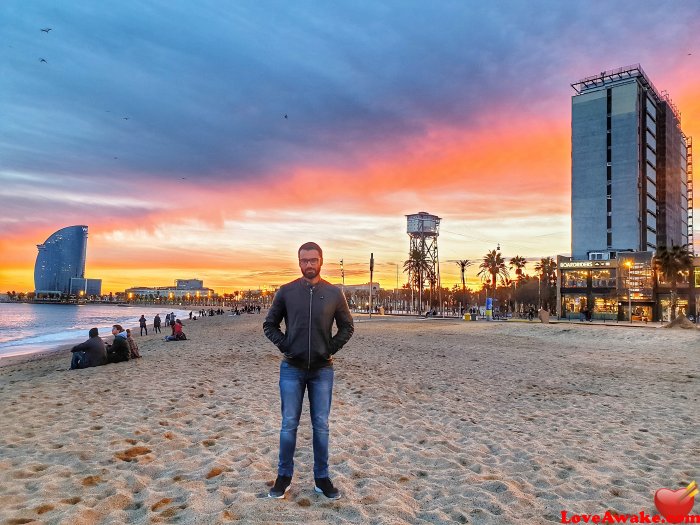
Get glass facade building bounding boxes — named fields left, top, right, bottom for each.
left=560, top=65, right=696, bottom=322
left=571, top=64, right=692, bottom=259
left=69, top=277, right=103, bottom=296
left=34, top=225, right=89, bottom=294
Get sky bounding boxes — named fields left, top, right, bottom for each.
left=1, top=1, right=699, bottom=294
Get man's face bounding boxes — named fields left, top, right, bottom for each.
left=298, top=249, right=322, bottom=280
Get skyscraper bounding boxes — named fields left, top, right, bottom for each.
left=570, top=64, right=693, bottom=259
left=34, top=225, right=98, bottom=295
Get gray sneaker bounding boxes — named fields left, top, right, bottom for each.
left=268, top=475, right=292, bottom=498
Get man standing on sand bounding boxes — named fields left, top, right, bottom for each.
left=139, top=314, right=148, bottom=336
left=263, top=242, right=354, bottom=500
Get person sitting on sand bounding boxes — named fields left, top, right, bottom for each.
left=125, top=328, right=142, bottom=359
left=106, top=325, right=130, bottom=363
left=70, top=327, right=107, bottom=369
left=164, top=319, right=186, bottom=341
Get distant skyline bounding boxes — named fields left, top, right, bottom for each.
left=1, top=1, right=698, bottom=293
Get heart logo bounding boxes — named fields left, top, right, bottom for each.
left=654, top=482, right=697, bottom=524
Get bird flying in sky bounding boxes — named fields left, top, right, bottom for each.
left=40, top=28, right=52, bottom=33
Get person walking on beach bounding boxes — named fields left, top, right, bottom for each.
left=165, top=313, right=171, bottom=327
left=70, top=327, right=107, bottom=369
left=139, top=315, right=148, bottom=336
left=263, top=242, right=354, bottom=500
left=154, top=314, right=162, bottom=334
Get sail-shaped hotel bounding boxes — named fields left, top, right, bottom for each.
left=34, top=225, right=102, bottom=296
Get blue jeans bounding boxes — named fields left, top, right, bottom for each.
left=278, top=361, right=334, bottom=478
left=70, top=351, right=86, bottom=369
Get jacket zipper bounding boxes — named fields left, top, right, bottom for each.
left=308, top=287, right=313, bottom=370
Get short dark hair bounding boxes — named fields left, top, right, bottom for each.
left=298, top=242, right=323, bottom=258
left=112, top=324, right=124, bottom=332
left=89, top=327, right=99, bottom=338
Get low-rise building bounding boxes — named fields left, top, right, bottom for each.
left=557, top=252, right=699, bottom=322
left=125, top=278, right=215, bottom=301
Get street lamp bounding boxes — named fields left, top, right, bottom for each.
left=369, top=253, right=374, bottom=319
left=340, top=259, right=345, bottom=295
left=395, top=263, right=399, bottom=313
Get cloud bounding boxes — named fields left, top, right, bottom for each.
left=1, top=0, right=699, bottom=291
left=3, top=0, right=697, bottom=184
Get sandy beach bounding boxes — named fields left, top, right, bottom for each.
left=0, top=313, right=698, bottom=524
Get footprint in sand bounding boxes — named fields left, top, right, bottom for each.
left=115, top=447, right=152, bottom=462
left=206, top=467, right=223, bottom=479
left=35, top=503, right=54, bottom=514
left=82, top=475, right=102, bottom=486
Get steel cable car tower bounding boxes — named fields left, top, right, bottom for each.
left=406, top=212, right=441, bottom=313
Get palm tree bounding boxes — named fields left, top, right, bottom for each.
left=509, top=256, right=527, bottom=282
left=654, top=244, right=693, bottom=320
left=477, top=250, right=509, bottom=305
left=403, top=248, right=424, bottom=289
left=403, top=248, right=431, bottom=311
left=509, top=255, right=527, bottom=315
left=534, top=257, right=557, bottom=310
left=455, top=260, right=472, bottom=311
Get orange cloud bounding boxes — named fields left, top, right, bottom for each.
left=0, top=114, right=573, bottom=293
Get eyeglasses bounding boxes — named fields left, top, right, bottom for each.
left=299, top=258, right=320, bottom=266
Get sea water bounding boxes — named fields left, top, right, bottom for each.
left=0, top=303, right=192, bottom=359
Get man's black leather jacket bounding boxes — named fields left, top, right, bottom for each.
left=263, top=278, right=354, bottom=369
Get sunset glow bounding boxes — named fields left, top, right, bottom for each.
left=1, top=1, right=698, bottom=293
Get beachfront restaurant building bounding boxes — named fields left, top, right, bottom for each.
left=557, top=252, right=700, bottom=322
left=125, top=279, right=215, bottom=303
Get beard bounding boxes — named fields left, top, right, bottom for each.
left=302, top=267, right=319, bottom=279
